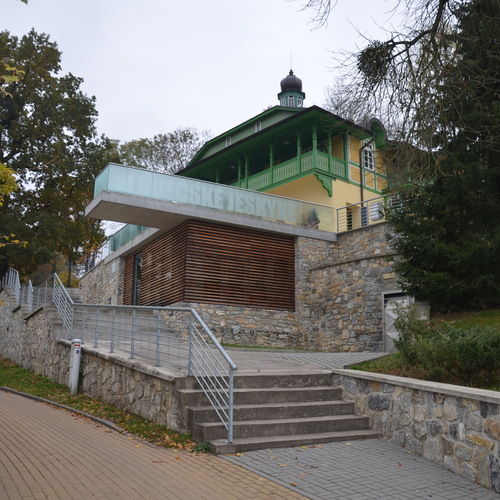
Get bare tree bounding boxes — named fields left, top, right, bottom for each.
left=118, top=127, right=211, bottom=175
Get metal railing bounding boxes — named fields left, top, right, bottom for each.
left=26, top=280, right=33, bottom=312
left=2, top=266, right=237, bottom=442
left=71, top=303, right=237, bottom=441
left=0, top=267, right=21, bottom=306
left=336, top=194, right=400, bottom=233
left=52, top=274, right=74, bottom=334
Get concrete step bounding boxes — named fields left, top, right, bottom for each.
left=210, top=429, right=382, bottom=454
left=194, top=414, right=370, bottom=441
left=187, top=400, right=355, bottom=425
left=179, top=386, right=342, bottom=407
left=182, top=372, right=333, bottom=390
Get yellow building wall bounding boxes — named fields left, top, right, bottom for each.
left=349, top=137, right=362, bottom=163
left=332, top=136, right=343, bottom=158
left=265, top=174, right=378, bottom=211
left=266, top=174, right=332, bottom=206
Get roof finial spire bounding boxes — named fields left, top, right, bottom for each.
left=278, top=67, right=305, bottom=108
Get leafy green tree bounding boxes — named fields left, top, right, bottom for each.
left=118, top=127, right=210, bottom=174
left=0, top=29, right=117, bottom=277
left=387, top=0, right=500, bottom=310
left=303, top=0, right=500, bottom=310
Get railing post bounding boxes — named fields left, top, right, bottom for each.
left=94, top=307, right=98, bottom=348
left=110, top=308, right=115, bottom=353
left=187, top=322, right=194, bottom=376
left=130, top=309, right=136, bottom=359
left=155, top=310, right=161, bottom=367
left=228, top=367, right=234, bottom=443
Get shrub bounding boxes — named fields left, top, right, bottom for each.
left=393, top=307, right=431, bottom=364
left=393, top=307, right=500, bottom=385
left=417, top=325, right=500, bottom=385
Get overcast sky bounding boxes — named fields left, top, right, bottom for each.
left=2, top=0, right=401, bottom=142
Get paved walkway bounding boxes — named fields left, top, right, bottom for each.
left=226, top=349, right=384, bottom=374
left=0, top=391, right=303, bottom=500
left=224, top=440, right=498, bottom=500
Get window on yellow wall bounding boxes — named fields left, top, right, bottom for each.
left=362, top=144, right=375, bottom=171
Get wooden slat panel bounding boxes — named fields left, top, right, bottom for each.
left=185, top=221, right=295, bottom=310
left=122, top=220, right=295, bottom=310
left=138, top=223, right=187, bottom=306
left=123, top=254, right=135, bottom=305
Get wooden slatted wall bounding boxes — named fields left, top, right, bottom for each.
left=122, top=223, right=188, bottom=306
left=122, top=220, right=295, bottom=310
left=185, top=220, right=295, bottom=310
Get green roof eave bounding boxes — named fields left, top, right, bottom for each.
left=185, top=106, right=300, bottom=166
left=178, top=106, right=373, bottom=178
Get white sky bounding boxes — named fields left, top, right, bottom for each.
left=1, top=0, right=401, bottom=142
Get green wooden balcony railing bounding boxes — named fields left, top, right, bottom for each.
left=233, top=150, right=387, bottom=193
left=233, top=151, right=349, bottom=191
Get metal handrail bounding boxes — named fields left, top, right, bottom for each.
left=1, top=267, right=21, bottom=306
left=52, top=273, right=74, bottom=334
left=26, top=280, right=33, bottom=312
left=336, top=194, right=400, bottom=232
left=71, top=302, right=237, bottom=442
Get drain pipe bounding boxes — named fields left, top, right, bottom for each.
left=69, top=339, right=82, bottom=394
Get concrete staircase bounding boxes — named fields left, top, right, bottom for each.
left=179, top=372, right=379, bottom=454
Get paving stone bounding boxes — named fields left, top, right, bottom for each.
left=0, top=391, right=303, bottom=500
left=224, top=439, right=499, bottom=500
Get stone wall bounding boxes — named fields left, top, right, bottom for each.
left=79, top=223, right=399, bottom=352
left=0, top=293, right=69, bottom=385
left=0, top=291, right=186, bottom=431
left=298, top=224, right=399, bottom=352
left=333, top=369, right=500, bottom=492
left=79, top=257, right=124, bottom=305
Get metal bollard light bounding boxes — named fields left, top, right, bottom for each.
left=68, top=339, right=82, bottom=394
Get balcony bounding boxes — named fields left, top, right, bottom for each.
left=86, top=163, right=338, bottom=254
left=231, top=150, right=387, bottom=194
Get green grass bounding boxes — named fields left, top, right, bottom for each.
left=0, top=357, right=200, bottom=450
left=433, top=308, right=500, bottom=328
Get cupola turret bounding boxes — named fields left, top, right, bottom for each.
left=277, top=69, right=305, bottom=108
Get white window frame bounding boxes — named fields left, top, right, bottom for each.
left=288, top=95, right=295, bottom=107
left=225, top=136, right=232, bottom=147
left=254, top=121, right=262, bottom=133
left=362, top=143, right=375, bottom=171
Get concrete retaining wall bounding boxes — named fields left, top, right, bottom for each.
left=333, top=369, right=500, bottom=492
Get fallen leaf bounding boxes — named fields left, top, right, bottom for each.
left=175, top=457, right=182, bottom=461
left=277, top=464, right=288, bottom=467
left=290, top=482, right=298, bottom=487
left=152, top=460, right=165, bottom=464
left=235, top=452, right=242, bottom=457
left=135, top=444, right=142, bottom=448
